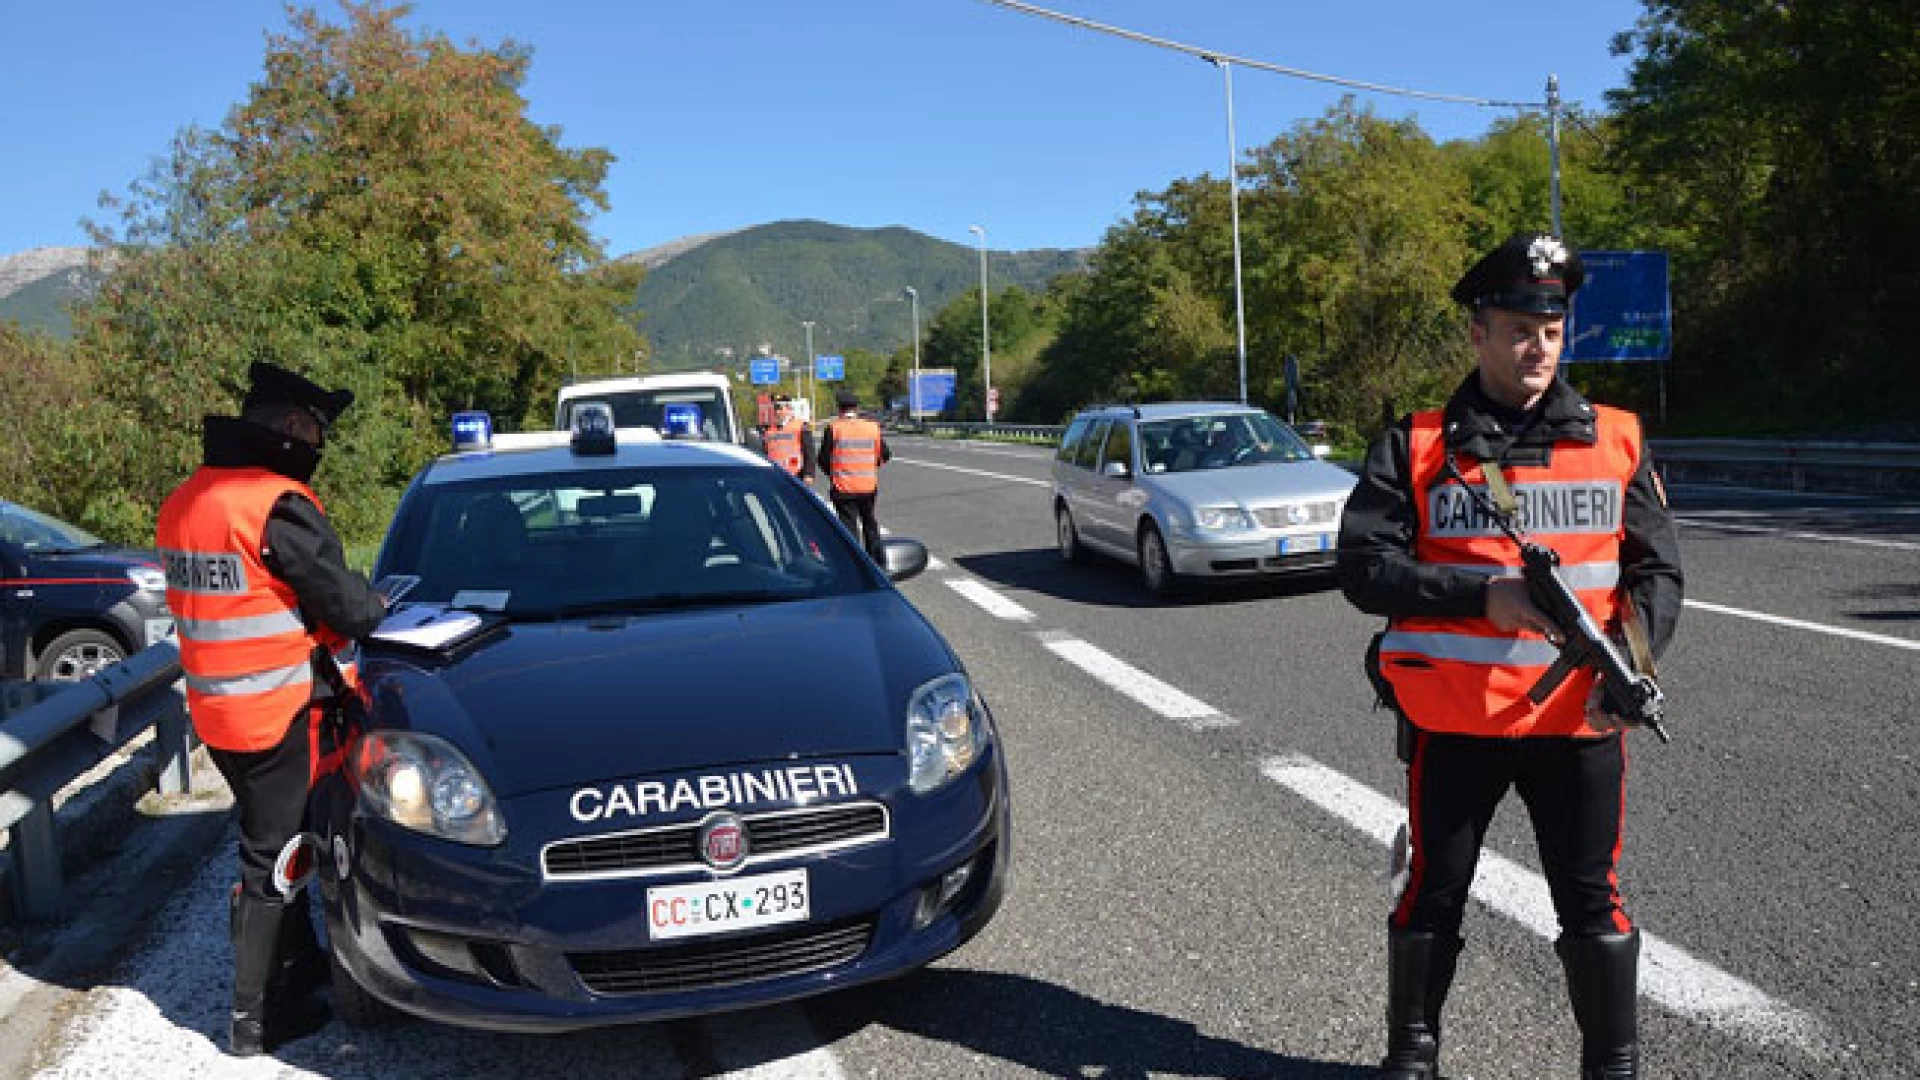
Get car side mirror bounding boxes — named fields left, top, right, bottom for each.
left=880, top=537, right=929, bottom=582
left=1101, top=460, right=1131, bottom=479
left=744, top=429, right=765, bottom=453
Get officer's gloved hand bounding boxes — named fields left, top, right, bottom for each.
left=1584, top=682, right=1629, bottom=732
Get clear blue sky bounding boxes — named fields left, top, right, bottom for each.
left=0, top=0, right=1648, bottom=258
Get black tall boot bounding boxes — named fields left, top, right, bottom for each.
left=228, top=892, right=331, bottom=1057
left=1557, top=930, right=1641, bottom=1079
left=275, top=889, right=329, bottom=1000
left=1381, top=930, right=1464, bottom=1078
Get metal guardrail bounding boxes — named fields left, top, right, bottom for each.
left=911, top=423, right=1920, bottom=487
left=0, top=640, right=193, bottom=921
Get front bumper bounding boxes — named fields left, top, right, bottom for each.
left=317, top=748, right=1009, bottom=1032
left=1165, top=529, right=1337, bottom=578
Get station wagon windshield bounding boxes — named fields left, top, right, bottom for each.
left=375, top=466, right=868, bottom=618
left=1137, top=413, right=1314, bottom=474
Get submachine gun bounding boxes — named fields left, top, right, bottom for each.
left=1444, top=458, right=1671, bottom=743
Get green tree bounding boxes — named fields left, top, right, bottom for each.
left=1606, top=0, right=1920, bottom=432
left=66, top=1, right=643, bottom=545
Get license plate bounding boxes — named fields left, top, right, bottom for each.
left=1278, top=533, right=1332, bottom=556
left=646, top=868, right=810, bottom=941
left=144, top=618, right=176, bottom=646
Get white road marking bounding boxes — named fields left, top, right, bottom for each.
left=1679, top=516, right=1920, bottom=551
left=1258, top=754, right=1833, bottom=1057
left=927, top=557, right=947, bottom=571
left=1685, top=599, right=1920, bottom=652
left=946, top=578, right=1035, bottom=621
left=1036, top=631, right=1234, bottom=729
left=892, top=456, right=1049, bottom=487
left=703, top=1010, right=850, bottom=1079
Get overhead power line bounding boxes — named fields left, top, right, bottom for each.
left=982, top=0, right=1544, bottom=110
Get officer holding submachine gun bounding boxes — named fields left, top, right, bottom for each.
left=1338, top=233, right=1684, bottom=1079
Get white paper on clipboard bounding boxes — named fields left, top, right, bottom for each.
left=369, top=604, right=488, bottom=650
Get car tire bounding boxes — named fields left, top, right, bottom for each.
left=1056, top=503, right=1091, bottom=565
left=330, top=951, right=398, bottom=1028
left=34, top=628, right=126, bottom=682
left=1137, top=522, right=1182, bottom=597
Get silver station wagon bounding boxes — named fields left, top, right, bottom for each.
left=1049, top=403, right=1357, bottom=595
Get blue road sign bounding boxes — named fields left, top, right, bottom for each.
left=815, top=354, right=845, bottom=381
left=1568, top=250, right=1671, bottom=363
left=909, top=370, right=957, bottom=417
left=749, top=356, right=781, bottom=385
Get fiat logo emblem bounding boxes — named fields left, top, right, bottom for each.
left=696, top=812, right=749, bottom=872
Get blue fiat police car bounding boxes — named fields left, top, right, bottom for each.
left=314, top=406, right=1009, bottom=1031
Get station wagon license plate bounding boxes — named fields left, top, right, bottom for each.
left=1278, top=533, right=1332, bottom=556
left=646, top=869, right=810, bottom=941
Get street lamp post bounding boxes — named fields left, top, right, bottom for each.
left=967, top=224, right=992, bottom=421
left=903, top=286, right=921, bottom=418
left=800, top=320, right=815, bottom=416
left=1205, top=55, right=1250, bottom=405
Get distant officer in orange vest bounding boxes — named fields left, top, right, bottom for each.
left=761, top=395, right=815, bottom=480
left=816, top=389, right=890, bottom=561
left=155, top=361, right=387, bottom=1057
left=1337, top=234, right=1684, bottom=1080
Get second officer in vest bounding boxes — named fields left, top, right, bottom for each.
left=816, top=389, right=890, bottom=561
left=761, top=394, right=815, bottom=481
left=1337, top=234, right=1684, bottom=1079
left=155, top=361, right=388, bottom=1057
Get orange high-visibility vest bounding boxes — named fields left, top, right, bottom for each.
left=764, top=418, right=806, bottom=475
left=1377, top=406, right=1641, bottom=738
left=156, top=467, right=337, bottom=751
left=827, top=417, right=882, bottom=495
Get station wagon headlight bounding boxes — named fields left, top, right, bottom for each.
left=353, top=731, right=506, bottom=846
left=907, top=673, right=984, bottom=794
left=127, top=565, right=167, bottom=592
left=1194, top=506, right=1255, bottom=531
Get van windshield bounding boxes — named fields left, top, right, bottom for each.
left=560, top=389, right=735, bottom=443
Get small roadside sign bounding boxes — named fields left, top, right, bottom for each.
left=1568, top=250, right=1671, bottom=363
left=749, top=357, right=781, bottom=385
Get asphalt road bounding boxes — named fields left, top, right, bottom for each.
left=16, top=436, right=1919, bottom=1078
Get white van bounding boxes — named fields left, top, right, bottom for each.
left=554, top=372, right=744, bottom=445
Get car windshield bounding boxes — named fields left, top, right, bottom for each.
left=561, top=390, right=734, bottom=443
left=374, top=465, right=870, bottom=619
left=1137, top=413, right=1315, bottom=475
left=0, top=501, right=106, bottom=553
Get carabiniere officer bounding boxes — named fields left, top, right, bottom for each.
left=1337, top=233, right=1685, bottom=1079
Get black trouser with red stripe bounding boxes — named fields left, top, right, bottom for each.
left=1394, top=728, right=1632, bottom=938
left=830, top=492, right=884, bottom=563
left=207, top=708, right=311, bottom=901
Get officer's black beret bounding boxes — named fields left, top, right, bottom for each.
left=835, top=389, right=859, bottom=409
left=243, top=361, right=355, bottom=426
left=1451, top=233, right=1585, bottom=315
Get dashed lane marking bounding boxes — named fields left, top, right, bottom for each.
left=1258, top=754, right=1833, bottom=1058
left=946, top=577, right=1036, bottom=621
left=1034, top=630, right=1234, bottom=730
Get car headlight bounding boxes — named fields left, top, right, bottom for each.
left=352, top=731, right=506, bottom=846
left=1194, top=506, right=1254, bottom=531
left=906, top=673, right=985, bottom=794
left=127, top=565, right=167, bottom=592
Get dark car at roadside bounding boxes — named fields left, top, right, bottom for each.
left=0, top=498, right=174, bottom=682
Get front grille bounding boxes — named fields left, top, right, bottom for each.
left=569, top=918, right=874, bottom=995
left=543, top=802, right=889, bottom=880
left=1252, top=500, right=1341, bottom=528
left=1262, top=551, right=1337, bottom=570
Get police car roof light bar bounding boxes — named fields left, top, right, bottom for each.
left=452, top=411, right=493, bottom=452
